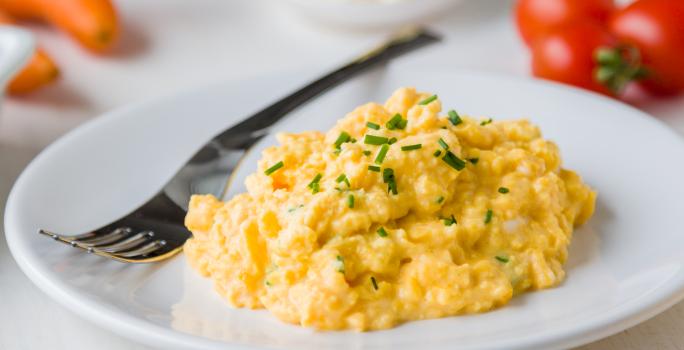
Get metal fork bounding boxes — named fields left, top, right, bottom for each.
left=39, top=28, right=441, bottom=263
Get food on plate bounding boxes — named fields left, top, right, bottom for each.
left=515, top=0, right=615, bottom=46
left=0, top=9, right=59, bottom=94
left=516, top=0, right=684, bottom=97
left=0, top=0, right=119, bottom=53
left=184, top=88, right=596, bottom=331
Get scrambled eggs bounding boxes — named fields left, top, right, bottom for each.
left=184, top=87, right=596, bottom=331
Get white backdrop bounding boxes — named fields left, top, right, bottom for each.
left=1, top=0, right=683, bottom=349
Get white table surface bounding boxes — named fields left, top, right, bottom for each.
left=1, top=0, right=683, bottom=349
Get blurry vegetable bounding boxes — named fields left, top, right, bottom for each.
left=0, top=9, right=59, bottom=94
left=0, top=0, right=119, bottom=53
left=515, top=0, right=615, bottom=46
left=531, top=22, right=619, bottom=95
left=609, top=0, right=684, bottom=95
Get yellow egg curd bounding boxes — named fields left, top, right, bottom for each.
left=184, top=87, right=596, bottom=331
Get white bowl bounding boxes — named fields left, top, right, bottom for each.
left=281, top=0, right=463, bottom=29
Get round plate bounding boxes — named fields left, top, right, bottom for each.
left=6, top=68, right=684, bottom=350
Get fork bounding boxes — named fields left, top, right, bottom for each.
left=38, top=28, right=441, bottom=263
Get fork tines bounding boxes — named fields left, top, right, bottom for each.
left=38, top=228, right=167, bottom=262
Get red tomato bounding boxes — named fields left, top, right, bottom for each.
left=515, top=0, right=615, bottom=46
left=531, top=22, right=617, bottom=95
left=609, top=0, right=684, bottom=95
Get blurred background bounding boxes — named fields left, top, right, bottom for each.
left=1, top=0, right=683, bottom=349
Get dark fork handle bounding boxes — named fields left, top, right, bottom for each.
left=214, top=28, right=441, bottom=149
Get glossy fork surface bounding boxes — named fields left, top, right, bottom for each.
left=39, top=28, right=441, bottom=263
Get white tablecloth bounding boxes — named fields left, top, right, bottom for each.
left=1, top=0, right=683, bottom=349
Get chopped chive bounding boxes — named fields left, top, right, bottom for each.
left=433, top=150, right=442, bottom=157
left=370, top=276, right=379, bottom=290
left=375, top=144, right=390, bottom=164
left=401, top=144, right=422, bottom=151
left=438, top=138, right=449, bottom=150
left=363, top=150, right=371, bottom=156
left=264, top=161, right=284, bottom=176
left=383, top=168, right=398, bottom=195
left=480, top=118, right=493, bottom=126
left=436, top=196, right=444, bottom=204
left=468, top=157, right=479, bottom=164
left=288, top=204, right=304, bottom=213
left=484, top=209, right=493, bottom=224
left=418, top=94, right=438, bottom=105
left=495, top=255, right=509, bottom=263
left=498, top=187, right=510, bottom=194
left=366, top=121, right=380, bottom=130
left=336, top=173, right=350, bottom=187
left=364, top=134, right=389, bottom=145
left=265, top=280, right=273, bottom=286
left=368, top=165, right=381, bottom=172
left=448, top=110, right=462, bottom=126
left=307, top=173, right=323, bottom=194
left=350, top=137, right=357, bottom=143
left=388, top=137, right=397, bottom=145
left=377, top=227, right=388, bottom=237
left=443, top=215, right=457, bottom=226
left=334, top=255, right=345, bottom=273
left=442, top=151, right=466, bottom=171
left=334, top=131, right=351, bottom=149
left=347, top=194, right=355, bottom=208
left=386, top=113, right=407, bottom=130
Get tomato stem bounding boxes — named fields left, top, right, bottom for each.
left=594, top=45, right=647, bottom=95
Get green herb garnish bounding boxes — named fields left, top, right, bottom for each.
left=366, top=121, right=380, bottom=130
left=468, top=157, right=479, bottom=164
left=377, top=227, right=388, bottom=237
left=498, top=187, right=510, bottom=194
left=334, top=255, right=345, bottom=273
left=433, top=150, right=442, bottom=157
left=386, top=113, right=407, bottom=130
left=363, top=150, right=371, bottom=156
left=484, top=209, right=493, bottom=224
left=334, top=131, right=351, bottom=149
left=401, top=144, right=422, bottom=151
left=336, top=173, right=350, bottom=187
left=265, top=280, right=273, bottom=287
left=388, top=137, right=397, bottom=145
left=364, top=134, right=389, bottom=145
left=383, top=168, right=398, bottom=195
left=495, top=255, right=509, bottom=263
left=370, top=276, right=379, bottom=290
left=368, top=165, right=381, bottom=172
left=347, top=194, right=355, bottom=208
left=264, top=161, right=284, bottom=176
left=443, top=215, right=457, bottom=226
left=418, top=94, right=437, bottom=105
left=442, top=151, right=466, bottom=171
left=375, top=144, right=390, bottom=164
left=288, top=204, right=304, bottom=213
left=448, top=110, right=462, bottom=126
left=307, top=173, right=322, bottom=193
left=438, top=138, right=449, bottom=150
left=480, top=118, right=493, bottom=126
left=436, top=196, right=444, bottom=204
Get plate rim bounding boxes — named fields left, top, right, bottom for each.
left=6, top=69, right=684, bottom=350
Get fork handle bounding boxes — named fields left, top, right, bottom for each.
left=213, top=28, right=441, bottom=148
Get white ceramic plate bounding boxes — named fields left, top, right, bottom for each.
left=6, top=68, right=684, bottom=350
